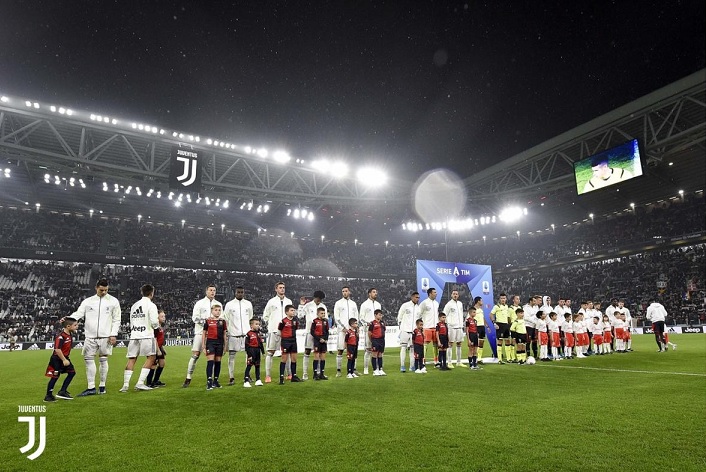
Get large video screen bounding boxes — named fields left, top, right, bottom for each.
left=574, top=139, right=643, bottom=195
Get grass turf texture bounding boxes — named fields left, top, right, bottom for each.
left=1, top=335, right=705, bottom=471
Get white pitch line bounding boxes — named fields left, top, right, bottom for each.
left=535, top=364, right=706, bottom=377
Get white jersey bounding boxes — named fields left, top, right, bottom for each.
left=420, top=298, right=439, bottom=329
left=553, top=305, right=566, bottom=318
left=646, top=303, right=667, bottom=323
left=397, top=301, right=420, bottom=333
left=192, top=297, right=220, bottom=335
left=129, top=297, right=159, bottom=340
left=539, top=304, right=553, bottom=316
left=522, top=303, right=538, bottom=328
left=299, top=301, right=327, bottom=332
left=72, top=293, right=122, bottom=338
left=590, top=321, right=604, bottom=335
left=617, top=307, right=632, bottom=326
left=333, top=297, right=359, bottom=331
left=223, top=298, right=254, bottom=337
left=359, top=298, right=381, bottom=326
left=263, top=296, right=293, bottom=332
left=573, top=321, right=586, bottom=334
left=605, top=304, right=618, bottom=321
left=612, top=318, right=626, bottom=330
left=562, top=320, right=574, bottom=333
left=442, top=300, right=464, bottom=329
left=548, top=319, right=560, bottom=333
left=535, top=318, right=548, bottom=333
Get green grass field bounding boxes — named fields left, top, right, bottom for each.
left=2, top=335, right=705, bottom=471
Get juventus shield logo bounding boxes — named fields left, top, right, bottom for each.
left=169, top=145, right=202, bottom=192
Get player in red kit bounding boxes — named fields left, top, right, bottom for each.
left=45, top=317, right=78, bottom=401
left=202, top=302, right=226, bottom=390
left=412, top=319, right=426, bottom=374
left=243, top=318, right=265, bottom=387
left=345, top=319, right=359, bottom=378
left=279, top=305, right=302, bottom=384
left=368, top=309, right=386, bottom=376
left=311, top=307, right=330, bottom=380
left=146, top=310, right=167, bottom=388
left=436, top=313, right=450, bottom=370
left=466, top=307, right=481, bottom=370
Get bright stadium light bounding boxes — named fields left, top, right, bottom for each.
left=33, top=102, right=40, bottom=109
left=356, top=167, right=387, bottom=186
left=498, top=206, right=525, bottom=223
left=293, top=209, right=300, bottom=219
left=273, top=150, right=290, bottom=163
left=307, top=212, right=314, bottom=221
left=257, top=148, right=268, bottom=158
left=50, top=105, right=56, bottom=112
left=66, top=109, right=73, bottom=116
left=0, top=96, right=8, bottom=102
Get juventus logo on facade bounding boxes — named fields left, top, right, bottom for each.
left=18, top=416, right=46, bottom=460
left=169, top=145, right=202, bottom=192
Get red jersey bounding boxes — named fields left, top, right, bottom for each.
left=310, top=318, right=329, bottom=338
left=278, top=317, right=299, bottom=339
left=465, top=317, right=478, bottom=334
left=345, top=328, right=358, bottom=346
left=154, top=326, right=165, bottom=347
left=368, top=319, right=385, bottom=339
left=203, top=318, right=227, bottom=341
left=436, top=321, right=448, bottom=336
left=53, top=331, right=72, bottom=357
left=412, top=328, right=425, bottom=345
left=246, top=329, right=264, bottom=351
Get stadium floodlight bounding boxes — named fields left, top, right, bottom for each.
left=195, top=136, right=200, bottom=142
left=25, top=100, right=32, bottom=107
left=293, top=209, right=300, bottom=219
left=402, top=223, right=406, bottom=230
left=172, top=131, right=178, bottom=137
left=301, top=209, right=308, bottom=218
left=35, top=203, right=41, bottom=208
left=112, top=119, right=118, bottom=125
left=678, top=189, right=684, bottom=196
left=156, top=191, right=161, bottom=198
left=137, top=214, right=142, bottom=221
left=256, top=205, right=262, bottom=213
left=498, top=206, right=524, bottom=223
left=178, top=133, right=184, bottom=139
left=131, top=123, right=137, bottom=129
left=159, top=129, right=165, bottom=135
left=321, top=235, right=325, bottom=242
left=174, top=201, right=181, bottom=208
left=287, top=208, right=292, bottom=216
left=263, top=204, right=270, bottom=213
left=151, top=126, right=158, bottom=133
left=223, top=200, right=229, bottom=209
left=66, top=109, right=73, bottom=116
left=213, top=140, right=219, bottom=146
left=168, top=192, right=174, bottom=200
left=257, top=148, right=268, bottom=158
left=50, top=105, right=56, bottom=112
left=273, top=150, right=290, bottom=163
left=104, top=117, right=110, bottom=123
left=630, top=202, right=635, bottom=208
left=331, top=162, right=349, bottom=177
left=33, top=102, right=40, bottom=108
left=206, top=139, right=213, bottom=145
left=90, top=114, right=96, bottom=120
left=138, top=124, right=144, bottom=130
left=188, top=135, right=194, bottom=141
left=244, top=146, right=252, bottom=154
left=356, top=167, right=387, bottom=186
left=0, top=96, right=8, bottom=102
left=247, top=201, right=253, bottom=210
left=307, top=212, right=314, bottom=221
left=89, top=209, right=94, bottom=215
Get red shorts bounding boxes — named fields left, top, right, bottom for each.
left=578, top=333, right=589, bottom=346
left=603, top=331, right=612, bottom=343
left=593, top=334, right=604, bottom=345
left=539, top=332, right=548, bottom=346
left=614, top=328, right=625, bottom=340
left=423, top=328, right=437, bottom=343
left=623, top=330, right=631, bottom=341
left=564, top=333, right=575, bottom=347
left=551, top=332, right=560, bottom=347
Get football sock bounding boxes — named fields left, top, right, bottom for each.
left=266, top=354, right=273, bottom=378
left=228, top=352, right=236, bottom=379
left=400, top=345, right=407, bottom=367
left=123, top=369, right=133, bottom=387
left=313, top=359, right=319, bottom=374
left=47, top=377, right=58, bottom=394
left=279, top=361, right=286, bottom=378
left=206, top=360, right=214, bottom=379
left=98, top=357, right=109, bottom=387
left=254, top=365, right=261, bottom=380
left=303, top=354, right=310, bottom=377
left=337, top=354, right=342, bottom=371
left=371, top=357, right=378, bottom=370
left=145, top=369, right=155, bottom=385
left=153, top=366, right=163, bottom=383
left=378, top=357, right=383, bottom=369
left=410, top=348, right=415, bottom=367
left=187, top=355, right=198, bottom=380
left=364, top=351, right=371, bottom=371
left=456, top=345, right=462, bottom=364
left=84, top=356, right=96, bottom=389
left=244, top=364, right=252, bottom=380
left=61, top=372, right=75, bottom=391
left=320, top=360, right=325, bottom=374
left=214, top=361, right=221, bottom=380
left=136, top=367, right=150, bottom=385
left=291, top=362, right=297, bottom=376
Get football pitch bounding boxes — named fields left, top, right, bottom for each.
left=2, top=335, right=705, bottom=471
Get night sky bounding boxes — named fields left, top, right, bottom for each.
left=0, top=1, right=704, bottom=182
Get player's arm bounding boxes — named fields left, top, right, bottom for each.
left=262, top=303, right=272, bottom=324
left=397, top=305, right=404, bottom=325
left=489, top=305, right=498, bottom=324
left=54, top=338, right=69, bottom=365
left=148, top=304, right=159, bottom=330
left=71, top=299, right=88, bottom=321
left=192, top=301, right=202, bottom=324
left=202, top=321, right=208, bottom=352
left=310, top=320, right=317, bottom=337
left=109, top=300, right=121, bottom=341
left=221, top=320, right=227, bottom=345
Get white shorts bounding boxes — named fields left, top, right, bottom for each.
left=449, top=328, right=465, bottom=343
left=191, top=333, right=203, bottom=352
left=305, top=333, right=314, bottom=350
left=337, top=330, right=348, bottom=350
left=82, top=337, right=113, bottom=357
left=127, top=338, right=156, bottom=358
left=399, top=331, right=413, bottom=345
left=228, top=336, right=245, bottom=352
left=266, top=332, right=281, bottom=352
left=363, top=328, right=372, bottom=349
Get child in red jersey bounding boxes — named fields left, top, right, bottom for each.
left=311, top=307, right=330, bottom=380
left=202, top=302, right=227, bottom=390
left=436, top=313, right=450, bottom=370
left=345, top=319, right=359, bottom=378
left=466, top=307, right=481, bottom=370
left=146, top=310, right=167, bottom=388
left=368, top=309, right=386, bottom=376
left=44, top=317, right=78, bottom=401
left=278, top=305, right=302, bottom=384
left=243, top=318, right=265, bottom=387
left=412, top=319, right=426, bottom=374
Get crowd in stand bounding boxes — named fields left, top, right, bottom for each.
left=1, top=195, right=704, bottom=343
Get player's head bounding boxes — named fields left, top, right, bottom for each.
left=516, top=308, right=524, bottom=318
left=285, top=305, right=296, bottom=317
left=543, top=295, right=551, bottom=306
left=141, top=284, right=155, bottom=298
left=349, top=318, right=358, bottom=329
left=158, top=310, right=166, bottom=324
left=95, top=278, right=109, bottom=297
left=550, top=311, right=557, bottom=319
left=275, top=282, right=285, bottom=296
left=411, top=291, right=420, bottom=303
left=451, top=290, right=459, bottom=300
left=473, top=296, right=482, bottom=307
left=603, top=314, right=609, bottom=322
left=468, top=306, right=476, bottom=316
left=590, top=156, right=611, bottom=179
left=368, top=288, right=378, bottom=300
left=63, top=317, right=78, bottom=331
left=499, top=293, right=507, bottom=304
left=564, top=312, right=571, bottom=320
left=512, top=295, right=520, bottom=306
left=415, top=318, right=423, bottom=328
left=581, top=301, right=588, bottom=307
left=205, top=285, right=216, bottom=299
left=341, top=286, right=350, bottom=299
left=438, top=313, right=446, bottom=322
left=374, top=309, right=383, bottom=320
left=618, top=299, right=625, bottom=308
left=427, top=287, right=437, bottom=299
left=611, top=298, right=618, bottom=306
left=557, top=298, right=565, bottom=306
left=565, top=299, right=572, bottom=308
left=249, top=318, right=261, bottom=330
left=532, top=295, right=542, bottom=305
left=593, top=316, right=599, bottom=323
left=313, top=290, right=325, bottom=302
left=210, top=301, right=222, bottom=316
left=235, top=286, right=245, bottom=300
left=539, top=311, right=547, bottom=319
left=317, top=307, right=326, bottom=318
left=587, top=300, right=593, bottom=308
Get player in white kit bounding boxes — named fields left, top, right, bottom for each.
left=442, top=290, right=465, bottom=368
left=299, top=290, right=327, bottom=380
left=223, top=286, right=253, bottom=385
left=397, top=291, right=420, bottom=372
left=262, top=281, right=293, bottom=383
left=420, top=287, right=440, bottom=366
left=333, top=286, right=359, bottom=377
left=120, top=284, right=160, bottom=392
left=182, top=284, right=219, bottom=387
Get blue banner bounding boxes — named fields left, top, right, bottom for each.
left=416, top=259, right=497, bottom=357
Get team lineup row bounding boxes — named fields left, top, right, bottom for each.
left=41, top=279, right=673, bottom=399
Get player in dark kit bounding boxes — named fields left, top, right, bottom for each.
left=368, top=309, right=386, bottom=376
left=146, top=310, right=167, bottom=388
left=202, top=302, right=227, bottom=390
left=279, top=305, right=302, bottom=384
left=466, top=307, right=481, bottom=370
left=436, top=313, right=450, bottom=370
left=311, top=307, right=330, bottom=380
left=345, top=318, right=359, bottom=378
left=44, top=317, right=78, bottom=401
left=412, top=319, right=426, bottom=374
left=243, top=318, right=265, bottom=388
